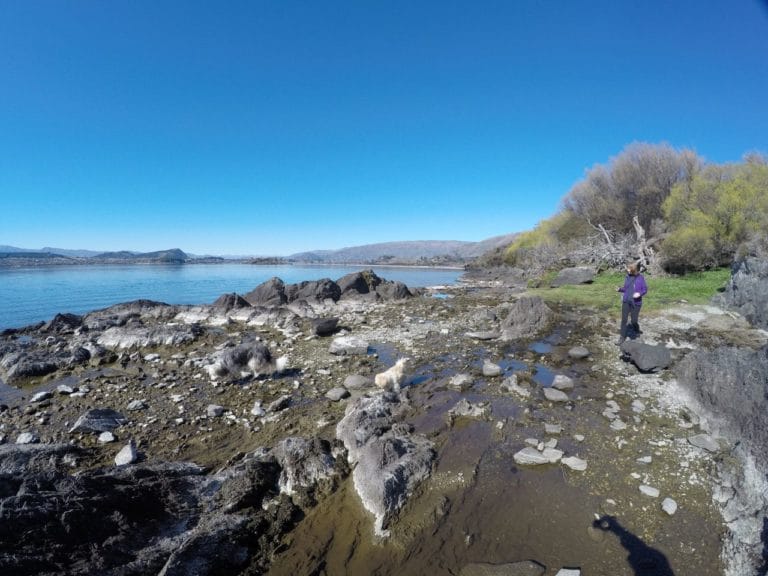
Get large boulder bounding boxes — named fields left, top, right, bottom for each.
left=550, top=266, right=595, bottom=287
left=337, top=270, right=383, bottom=296
left=0, top=352, right=59, bottom=384
left=243, top=277, right=288, bottom=307
left=337, top=392, right=435, bottom=536
left=376, top=281, right=412, bottom=300
left=212, top=293, right=251, bottom=311
left=500, top=296, right=554, bottom=341
left=97, top=323, right=202, bottom=349
left=715, top=257, right=768, bottom=330
left=285, top=278, right=341, bottom=303
left=620, top=341, right=672, bottom=373
left=271, top=437, right=340, bottom=502
left=42, top=313, right=83, bottom=333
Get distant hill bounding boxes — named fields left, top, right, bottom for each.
left=288, top=234, right=518, bottom=265
left=95, top=248, right=188, bottom=262
left=0, top=245, right=102, bottom=258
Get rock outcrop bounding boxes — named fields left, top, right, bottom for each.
left=550, top=266, right=595, bottom=287
left=500, top=296, right=553, bottom=341
left=715, top=257, right=768, bottom=329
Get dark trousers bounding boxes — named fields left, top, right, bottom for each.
left=620, top=301, right=640, bottom=338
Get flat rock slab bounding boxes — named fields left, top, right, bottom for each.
left=329, top=336, right=370, bottom=356
left=69, top=409, right=128, bottom=434
left=550, top=266, right=595, bottom=287
left=513, top=447, right=551, bottom=465
left=568, top=346, right=591, bottom=359
left=688, top=433, right=720, bottom=453
left=460, top=561, right=546, bottom=576
left=620, top=341, right=672, bottom=372
left=325, top=387, right=350, bottom=401
left=465, top=331, right=501, bottom=341
left=561, top=456, right=587, bottom=471
left=543, top=388, right=569, bottom=402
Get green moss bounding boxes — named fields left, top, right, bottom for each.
left=529, top=268, right=731, bottom=312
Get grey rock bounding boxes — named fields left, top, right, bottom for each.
left=69, top=408, right=128, bottom=434
left=212, top=292, right=251, bottom=310
left=544, top=423, right=562, bottom=435
left=715, top=257, right=768, bottom=329
left=336, top=392, right=434, bottom=536
left=448, top=398, right=489, bottom=420
left=459, top=560, right=546, bottom=576
left=272, top=437, right=338, bottom=497
left=115, top=440, right=138, bottom=466
left=639, top=485, right=660, bottom=497
left=343, top=374, right=373, bottom=390
left=500, top=374, right=530, bottom=397
left=662, top=497, right=678, bottom=515
left=552, top=374, right=574, bottom=390
left=482, top=359, right=503, bottom=377
left=561, top=456, right=587, bottom=471
left=500, top=296, right=553, bottom=341
left=15, top=432, right=40, bottom=445
left=375, top=280, right=412, bottom=300
left=337, top=270, right=383, bottom=295
left=97, top=323, right=202, bottom=349
left=285, top=278, right=341, bottom=303
left=30, top=390, right=53, bottom=403
left=42, top=312, right=83, bottom=333
left=568, top=346, right=591, bottom=359
left=329, top=336, right=370, bottom=356
left=127, top=399, right=147, bottom=411
left=543, top=388, right=569, bottom=402
left=513, top=447, right=550, bottom=465
left=311, top=317, right=339, bottom=337
left=620, top=340, right=672, bottom=372
left=98, top=431, right=116, bottom=443
left=243, top=277, right=288, bottom=307
left=325, top=387, right=350, bottom=401
left=206, top=404, right=225, bottom=418
left=465, top=331, right=501, bottom=341
left=550, top=266, right=595, bottom=287
left=56, top=384, right=75, bottom=395
left=268, top=395, right=292, bottom=413
left=450, top=373, right=474, bottom=390
left=688, top=433, right=720, bottom=453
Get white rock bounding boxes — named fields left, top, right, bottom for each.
left=30, top=391, right=53, bottom=403
left=501, top=375, right=530, bottom=398
left=513, top=447, right=550, bottom=465
left=16, top=432, right=39, bottom=444
left=636, top=456, right=652, bottom=464
left=662, top=497, right=678, bottom=515
left=543, top=388, right=569, bottom=402
left=115, top=441, right=138, bottom=466
left=610, top=419, right=627, bottom=431
left=552, top=374, right=574, bottom=390
left=98, top=431, right=116, bottom=443
left=57, top=384, right=75, bottom=395
left=127, top=400, right=147, bottom=411
left=329, top=336, right=369, bottom=356
left=574, top=434, right=585, bottom=442
left=250, top=402, right=266, bottom=417
left=631, top=399, right=646, bottom=413
left=545, top=423, right=563, bottom=435
left=449, top=373, right=474, bottom=390
left=325, top=387, right=350, bottom=401
left=482, top=360, right=502, bottom=377
left=525, top=438, right=540, bottom=447
left=561, top=456, right=588, bottom=471
left=639, top=485, right=660, bottom=497
left=207, top=404, right=225, bottom=417
left=542, top=448, right=564, bottom=463
left=544, top=438, right=558, bottom=449
left=556, top=569, right=581, bottom=576
left=688, top=433, right=720, bottom=453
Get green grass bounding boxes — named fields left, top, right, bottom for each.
left=529, top=268, right=731, bottom=312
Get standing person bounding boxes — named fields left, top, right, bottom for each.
left=617, top=262, right=647, bottom=345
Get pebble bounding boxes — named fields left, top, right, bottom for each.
left=545, top=423, right=562, bottom=435
left=325, top=387, right=350, bottom=401
left=543, top=388, right=569, bottom=403
left=573, top=434, right=585, bottom=442
left=610, top=419, right=627, bottom=431
left=207, top=404, right=225, bottom=417
left=30, top=391, right=53, bottom=403
left=482, top=360, right=502, bottom=377
left=251, top=402, right=266, bottom=418
left=450, top=373, right=474, bottom=390
left=662, top=497, right=678, bottom=515
left=631, top=399, right=646, bottom=413
left=561, top=456, right=588, bottom=471
left=115, top=441, right=138, bottom=466
left=636, top=456, right=652, bottom=464
left=127, top=400, right=147, bottom=411
left=552, top=375, right=574, bottom=391
left=556, top=569, right=581, bottom=576
left=568, top=346, right=590, bottom=359
left=98, top=431, right=116, bottom=443
left=688, top=433, right=720, bottom=453
left=639, top=485, right=660, bottom=497
left=57, top=384, right=75, bottom=395
left=16, top=432, right=39, bottom=444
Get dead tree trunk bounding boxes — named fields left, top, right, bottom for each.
left=632, top=216, right=663, bottom=274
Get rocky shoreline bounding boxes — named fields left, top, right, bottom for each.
left=1, top=268, right=766, bottom=575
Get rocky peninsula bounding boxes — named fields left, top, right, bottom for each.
left=1, top=266, right=767, bottom=576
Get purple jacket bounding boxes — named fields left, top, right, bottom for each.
left=619, top=274, right=647, bottom=305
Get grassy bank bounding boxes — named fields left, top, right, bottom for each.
left=529, top=268, right=731, bottom=312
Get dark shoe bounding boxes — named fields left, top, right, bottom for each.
left=632, top=323, right=642, bottom=334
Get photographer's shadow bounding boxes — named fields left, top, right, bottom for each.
left=594, top=515, right=675, bottom=576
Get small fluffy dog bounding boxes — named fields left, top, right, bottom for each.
left=206, top=343, right=287, bottom=381
left=374, top=357, right=410, bottom=391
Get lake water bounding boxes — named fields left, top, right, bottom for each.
left=0, top=264, right=463, bottom=330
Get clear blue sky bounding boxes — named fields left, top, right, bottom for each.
left=1, top=1, right=766, bottom=256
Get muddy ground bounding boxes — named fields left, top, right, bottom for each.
left=1, top=277, right=759, bottom=576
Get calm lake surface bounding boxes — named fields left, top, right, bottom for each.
left=0, top=264, right=463, bottom=330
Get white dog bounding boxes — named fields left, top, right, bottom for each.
left=374, top=358, right=410, bottom=391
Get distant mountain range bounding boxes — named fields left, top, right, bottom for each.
left=287, top=234, right=518, bottom=264
left=0, top=234, right=518, bottom=267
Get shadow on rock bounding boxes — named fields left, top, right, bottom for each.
left=759, top=516, right=768, bottom=576
left=594, top=515, right=675, bottom=576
